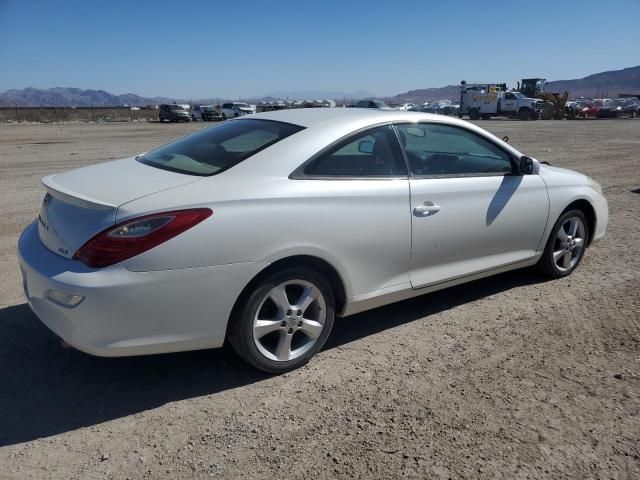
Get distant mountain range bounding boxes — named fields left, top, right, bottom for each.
left=0, top=87, right=182, bottom=108
left=546, top=65, right=640, bottom=98
left=2, top=65, right=639, bottom=107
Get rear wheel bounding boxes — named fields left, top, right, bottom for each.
left=468, top=109, right=480, bottom=120
left=228, top=268, right=335, bottom=373
left=537, top=210, right=588, bottom=278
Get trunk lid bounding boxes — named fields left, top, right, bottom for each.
left=38, top=157, right=200, bottom=260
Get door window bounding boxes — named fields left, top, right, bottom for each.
left=395, top=123, right=514, bottom=176
left=302, top=125, right=407, bottom=177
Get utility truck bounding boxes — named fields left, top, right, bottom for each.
left=459, top=81, right=545, bottom=121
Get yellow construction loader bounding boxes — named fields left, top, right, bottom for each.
left=518, top=78, right=569, bottom=120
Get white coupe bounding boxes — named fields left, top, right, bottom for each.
left=18, top=109, right=608, bottom=372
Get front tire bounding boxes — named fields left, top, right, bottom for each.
left=468, top=109, right=480, bottom=120
left=228, top=268, right=335, bottom=373
left=518, top=108, right=530, bottom=121
left=537, top=210, right=589, bottom=278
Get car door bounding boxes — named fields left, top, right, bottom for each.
left=291, top=124, right=411, bottom=297
left=394, top=122, right=549, bottom=289
left=501, top=92, right=517, bottom=113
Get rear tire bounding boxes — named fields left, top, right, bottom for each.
left=228, top=267, right=335, bottom=373
left=537, top=209, right=589, bottom=278
left=468, top=109, right=480, bottom=120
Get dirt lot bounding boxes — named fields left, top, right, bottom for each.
left=0, top=119, right=638, bottom=479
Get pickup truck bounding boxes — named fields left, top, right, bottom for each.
left=459, top=82, right=545, bottom=121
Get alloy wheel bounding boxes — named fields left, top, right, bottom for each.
left=552, top=216, right=586, bottom=272
left=252, top=280, right=327, bottom=362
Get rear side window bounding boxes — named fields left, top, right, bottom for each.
left=138, top=119, right=304, bottom=176
left=395, top=123, right=514, bottom=176
left=302, top=125, right=407, bottom=177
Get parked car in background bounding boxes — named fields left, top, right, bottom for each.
left=420, top=100, right=460, bottom=117
left=221, top=102, right=254, bottom=120
left=192, top=105, right=221, bottom=121
left=420, top=100, right=451, bottom=114
left=596, top=99, right=624, bottom=118
left=354, top=99, right=393, bottom=110
left=396, top=103, right=416, bottom=111
left=159, top=104, right=191, bottom=122
left=621, top=98, right=640, bottom=117
left=573, top=101, right=598, bottom=118
left=19, top=108, right=608, bottom=373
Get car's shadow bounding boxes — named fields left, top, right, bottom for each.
left=0, top=269, right=547, bottom=446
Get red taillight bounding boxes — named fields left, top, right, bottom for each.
left=74, top=208, right=212, bottom=268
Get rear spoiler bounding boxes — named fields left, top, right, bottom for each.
left=42, top=175, right=117, bottom=211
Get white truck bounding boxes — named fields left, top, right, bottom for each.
left=459, top=81, right=545, bottom=121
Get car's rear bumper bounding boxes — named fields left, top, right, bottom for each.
left=18, top=221, right=264, bottom=357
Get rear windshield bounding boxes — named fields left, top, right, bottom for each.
left=138, top=119, right=304, bottom=176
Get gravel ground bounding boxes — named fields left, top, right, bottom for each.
left=0, top=119, right=638, bottom=479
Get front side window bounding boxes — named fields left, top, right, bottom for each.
left=395, top=123, right=514, bottom=176
left=139, top=119, right=303, bottom=176
left=302, top=125, right=407, bottom=177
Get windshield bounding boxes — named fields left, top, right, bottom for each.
left=373, top=101, right=389, bottom=108
left=201, top=106, right=214, bottom=111
left=138, top=119, right=304, bottom=176
left=169, top=105, right=186, bottom=111
left=235, top=103, right=250, bottom=109
left=512, top=92, right=525, bottom=99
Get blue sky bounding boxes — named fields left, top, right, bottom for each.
left=0, top=0, right=638, bottom=98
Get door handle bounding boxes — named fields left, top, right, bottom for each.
left=413, top=202, right=441, bottom=217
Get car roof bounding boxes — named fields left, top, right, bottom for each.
left=249, top=107, right=426, bottom=127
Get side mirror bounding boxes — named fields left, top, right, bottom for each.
left=519, top=156, right=534, bottom=175
left=358, top=140, right=374, bottom=154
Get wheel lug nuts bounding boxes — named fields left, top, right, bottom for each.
left=288, top=328, right=293, bottom=334
left=298, top=321, right=303, bottom=327
left=297, top=310, right=302, bottom=316
left=286, top=310, right=292, bottom=316
left=280, top=321, right=287, bottom=327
